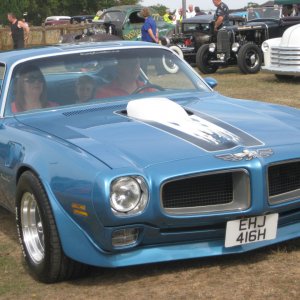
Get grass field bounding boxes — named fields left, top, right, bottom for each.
left=0, top=68, right=300, bottom=299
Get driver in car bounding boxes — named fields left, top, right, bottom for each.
left=96, top=57, right=155, bottom=98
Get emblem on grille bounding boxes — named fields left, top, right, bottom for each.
left=216, top=148, right=274, bottom=161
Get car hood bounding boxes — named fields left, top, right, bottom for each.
left=16, top=93, right=300, bottom=169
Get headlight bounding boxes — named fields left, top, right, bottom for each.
left=209, top=43, right=216, bottom=52
left=160, top=36, right=170, bottom=46
left=262, top=42, right=269, bottom=53
left=232, top=42, right=240, bottom=52
left=110, top=176, right=148, bottom=216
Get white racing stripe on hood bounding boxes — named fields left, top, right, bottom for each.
left=127, top=98, right=240, bottom=146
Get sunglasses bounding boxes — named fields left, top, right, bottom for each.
left=23, top=75, right=43, bottom=84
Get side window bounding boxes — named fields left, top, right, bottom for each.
left=128, top=11, right=145, bottom=24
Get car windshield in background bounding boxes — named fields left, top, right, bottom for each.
left=6, top=47, right=209, bottom=115
left=99, top=11, right=126, bottom=23
left=247, top=7, right=281, bottom=21
left=183, top=23, right=210, bottom=33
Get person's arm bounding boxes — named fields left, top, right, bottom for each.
left=147, top=28, right=158, bottom=43
left=19, top=21, right=30, bottom=41
left=214, top=15, right=224, bottom=31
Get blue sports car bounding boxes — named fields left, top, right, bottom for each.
left=0, top=41, right=299, bottom=283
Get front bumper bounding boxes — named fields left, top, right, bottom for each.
left=52, top=191, right=300, bottom=267
left=262, top=66, right=300, bottom=76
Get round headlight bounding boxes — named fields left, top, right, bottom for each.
left=232, top=42, right=240, bottom=52
left=160, top=36, right=170, bottom=46
left=209, top=43, right=216, bottom=53
left=262, top=42, right=269, bottom=53
left=110, top=176, right=148, bottom=215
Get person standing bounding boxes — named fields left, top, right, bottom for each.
left=163, top=9, right=174, bottom=24
left=141, top=7, right=158, bottom=44
left=186, top=4, right=196, bottom=18
left=212, top=0, right=229, bottom=31
left=7, top=13, right=30, bottom=49
left=140, top=7, right=164, bottom=75
left=195, top=7, right=206, bottom=16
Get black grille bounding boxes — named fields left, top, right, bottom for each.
left=162, top=173, right=233, bottom=208
left=268, top=161, right=300, bottom=196
left=217, top=30, right=231, bottom=55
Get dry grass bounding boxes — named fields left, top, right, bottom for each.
left=1, top=68, right=300, bottom=299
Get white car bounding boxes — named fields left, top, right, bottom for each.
left=262, top=24, right=300, bottom=80
left=45, top=16, right=71, bottom=26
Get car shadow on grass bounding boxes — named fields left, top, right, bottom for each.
left=0, top=207, right=19, bottom=244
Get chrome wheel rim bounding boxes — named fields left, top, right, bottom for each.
left=21, top=192, right=45, bottom=264
left=248, top=52, right=259, bottom=68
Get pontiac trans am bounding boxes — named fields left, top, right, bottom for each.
left=0, top=42, right=299, bottom=283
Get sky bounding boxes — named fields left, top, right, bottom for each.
left=140, top=1, right=268, bottom=10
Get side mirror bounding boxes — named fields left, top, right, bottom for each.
left=204, top=77, right=218, bottom=89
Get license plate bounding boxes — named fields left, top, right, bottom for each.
left=225, top=213, right=278, bottom=248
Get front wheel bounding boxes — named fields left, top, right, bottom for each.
left=237, top=43, right=262, bottom=74
left=16, top=171, right=86, bottom=283
left=196, top=44, right=219, bottom=74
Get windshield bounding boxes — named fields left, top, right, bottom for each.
left=247, top=7, right=281, bottom=21
left=183, top=23, right=211, bottom=33
left=6, top=47, right=210, bottom=114
left=99, top=11, right=126, bottom=23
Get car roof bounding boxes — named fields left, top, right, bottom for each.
left=104, top=5, right=143, bottom=12
left=0, top=41, right=162, bottom=66
left=45, top=16, right=71, bottom=21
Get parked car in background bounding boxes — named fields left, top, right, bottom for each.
left=44, top=16, right=71, bottom=26
left=161, top=14, right=245, bottom=65
left=262, top=23, right=300, bottom=79
left=70, top=15, right=94, bottom=24
left=0, top=41, right=300, bottom=283
left=92, top=5, right=174, bottom=40
left=197, top=6, right=300, bottom=74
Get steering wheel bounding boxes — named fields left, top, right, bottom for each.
left=132, top=83, right=165, bottom=94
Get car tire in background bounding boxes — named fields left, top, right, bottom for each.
left=162, top=46, right=183, bottom=74
left=196, top=44, right=219, bottom=74
left=168, top=45, right=184, bottom=59
left=15, top=171, right=86, bottom=283
left=237, top=43, right=262, bottom=74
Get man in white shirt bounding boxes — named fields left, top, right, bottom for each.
left=186, top=4, right=196, bottom=18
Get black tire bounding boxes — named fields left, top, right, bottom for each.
left=16, top=171, right=86, bottom=283
left=196, top=44, right=219, bottom=74
left=237, top=43, right=262, bottom=74
left=275, top=74, right=295, bottom=81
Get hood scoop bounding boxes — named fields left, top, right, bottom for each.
left=127, top=98, right=262, bottom=152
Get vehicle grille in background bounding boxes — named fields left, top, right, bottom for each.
left=268, top=161, right=300, bottom=204
left=161, top=170, right=250, bottom=214
left=217, top=30, right=231, bottom=56
left=270, top=47, right=300, bottom=67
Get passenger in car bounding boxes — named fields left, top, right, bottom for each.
left=96, top=58, right=153, bottom=98
left=11, top=65, right=57, bottom=113
left=75, top=75, right=96, bottom=103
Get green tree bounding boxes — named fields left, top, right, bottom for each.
left=150, top=4, right=168, bottom=16
left=0, top=0, right=140, bottom=26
